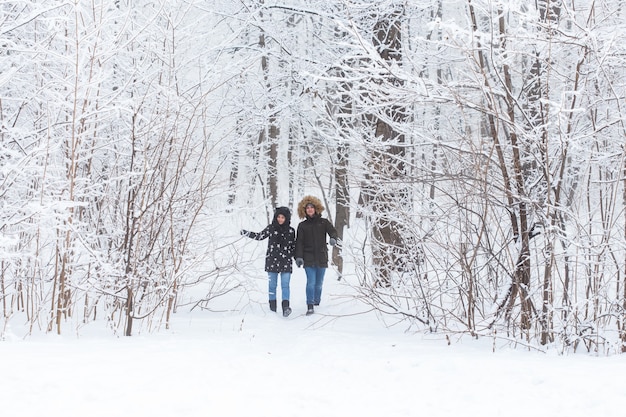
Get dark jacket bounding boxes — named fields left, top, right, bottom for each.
left=243, top=207, right=295, bottom=273
left=295, top=196, right=338, bottom=268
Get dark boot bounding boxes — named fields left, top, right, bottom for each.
left=306, top=304, right=314, bottom=316
left=269, top=300, right=277, bottom=312
left=282, top=300, right=292, bottom=317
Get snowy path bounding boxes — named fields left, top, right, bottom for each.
left=3, top=306, right=626, bottom=417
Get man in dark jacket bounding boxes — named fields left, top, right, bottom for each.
left=295, top=196, right=338, bottom=315
left=241, top=206, right=295, bottom=317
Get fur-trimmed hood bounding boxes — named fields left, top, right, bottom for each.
left=297, top=195, right=324, bottom=219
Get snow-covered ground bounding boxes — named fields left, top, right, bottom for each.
left=2, top=269, right=626, bottom=417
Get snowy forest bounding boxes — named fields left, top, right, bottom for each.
left=1, top=0, right=626, bottom=354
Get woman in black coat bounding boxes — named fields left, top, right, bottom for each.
left=241, top=206, right=295, bottom=317
left=294, top=196, right=338, bottom=315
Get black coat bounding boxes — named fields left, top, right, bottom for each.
left=245, top=223, right=295, bottom=273
left=295, top=214, right=338, bottom=268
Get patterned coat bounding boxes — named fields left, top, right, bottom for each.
left=243, top=207, right=295, bottom=273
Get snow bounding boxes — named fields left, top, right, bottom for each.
left=2, top=270, right=626, bottom=417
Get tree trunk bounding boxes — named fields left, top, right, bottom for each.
left=333, top=141, right=350, bottom=277
left=125, top=286, right=133, bottom=337
left=259, top=6, right=279, bottom=209
left=366, top=6, right=409, bottom=285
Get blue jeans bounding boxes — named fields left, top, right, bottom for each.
left=304, top=267, right=326, bottom=305
left=268, top=272, right=291, bottom=301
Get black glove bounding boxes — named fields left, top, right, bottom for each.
left=329, top=238, right=337, bottom=246
left=295, top=258, right=304, bottom=268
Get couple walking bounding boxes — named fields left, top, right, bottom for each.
left=241, top=196, right=338, bottom=316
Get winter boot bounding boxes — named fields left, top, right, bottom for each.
left=282, top=300, right=292, bottom=317
left=269, top=300, right=277, bottom=312
left=306, top=304, right=314, bottom=316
